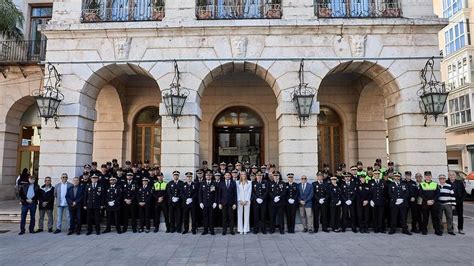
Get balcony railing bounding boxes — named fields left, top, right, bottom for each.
left=81, top=0, right=165, bottom=22
left=0, top=40, right=46, bottom=65
left=196, top=1, right=282, bottom=20
left=315, top=0, right=401, bottom=18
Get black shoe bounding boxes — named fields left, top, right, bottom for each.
left=280, top=231, right=284, bottom=235
left=230, top=230, right=235, bottom=235
left=102, top=229, right=111, bottom=234
left=389, top=230, right=396, bottom=235
left=182, top=231, right=188, bottom=235
left=53, top=229, right=61, bottom=234
left=402, top=230, right=412, bottom=235
left=48, top=228, right=53, bottom=233
left=448, top=232, right=455, bottom=236
left=67, top=231, right=74, bottom=235
left=210, top=231, right=215, bottom=235
left=122, top=227, right=128, bottom=233
left=422, top=231, right=427, bottom=235
left=154, top=228, right=159, bottom=233
left=253, top=231, right=258, bottom=234
left=202, top=231, right=208, bottom=235
left=86, top=231, right=92, bottom=236
left=352, top=229, right=358, bottom=233
left=29, top=230, right=36, bottom=234
left=323, top=229, right=330, bottom=233
left=435, top=231, right=443, bottom=236
left=76, top=232, right=81, bottom=235
left=133, top=229, right=137, bottom=233
left=139, top=229, right=144, bottom=233
left=171, top=229, right=176, bottom=233
left=262, top=231, right=266, bottom=235
left=145, top=229, right=150, bottom=233
left=18, top=231, right=25, bottom=235
left=117, top=230, right=122, bottom=234
left=176, top=229, right=182, bottom=233
left=309, top=230, right=314, bottom=234
left=341, top=228, right=346, bottom=233
left=380, top=230, right=386, bottom=234
left=192, top=230, right=197, bottom=235
left=303, top=228, right=308, bottom=233
left=36, top=229, right=43, bottom=233
left=222, top=231, right=227, bottom=236
left=96, top=232, right=100, bottom=235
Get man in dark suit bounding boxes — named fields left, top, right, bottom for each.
left=312, top=172, right=329, bottom=233
left=122, top=172, right=138, bottom=233
left=84, top=174, right=104, bottom=235
left=369, top=170, right=386, bottom=233
left=388, top=172, right=411, bottom=235
left=199, top=171, right=217, bottom=235
left=18, top=176, right=40, bottom=235
left=269, top=172, right=286, bottom=234
left=66, top=177, right=85, bottom=235
left=218, top=172, right=237, bottom=235
left=340, top=173, right=357, bottom=233
left=298, top=175, right=313, bottom=233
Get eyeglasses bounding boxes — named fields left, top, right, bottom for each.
left=61, top=176, right=67, bottom=179
left=301, top=178, right=307, bottom=180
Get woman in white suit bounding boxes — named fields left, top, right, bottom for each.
left=237, top=171, right=252, bottom=234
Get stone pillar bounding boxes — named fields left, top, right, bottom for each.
left=159, top=102, right=201, bottom=179
left=281, top=0, right=315, bottom=19
left=163, top=0, right=196, bottom=21
left=50, top=0, right=82, bottom=24
left=277, top=100, right=319, bottom=181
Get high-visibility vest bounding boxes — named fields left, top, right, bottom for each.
left=420, top=181, right=437, bottom=190
left=154, top=181, right=167, bottom=191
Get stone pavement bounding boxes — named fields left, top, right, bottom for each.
left=1, top=203, right=473, bottom=266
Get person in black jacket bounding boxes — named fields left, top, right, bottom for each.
left=137, top=177, right=152, bottom=233
left=66, top=177, right=84, bottom=235
left=122, top=172, right=138, bottom=233
left=181, top=172, right=198, bottom=234
left=369, top=170, right=386, bottom=233
left=37, top=176, right=54, bottom=233
left=84, top=175, right=104, bottom=235
left=328, top=176, right=342, bottom=232
left=199, top=171, right=218, bottom=235
left=152, top=172, right=169, bottom=233
left=218, top=172, right=237, bottom=235
left=448, top=170, right=466, bottom=234
left=285, top=173, right=299, bottom=233
left=313, top=172, right=329, bottom=233
left=19, top=176, right=40, bottom=235
left=340, top=173, right=357, bottom=233
left=356, top=175, right=371, bottom=233
left=269, top=172, right=286, bottom=234
left=103, top=176, right=122, bottom=234
left=251, top=172, right=268, bottom=234
left=167, top=171, right=184, bottom=233
left=404, top=171, right=420, bottom=233
left=388, top=172, right=411, bottom=235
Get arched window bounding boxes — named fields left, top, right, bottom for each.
left=133, top=106, right=161, bottom=165
left=318, top=106, right=343, bottom=173
left=214, top=106, right=263, bottom=127
left=18, top=105, right=41, bottom=177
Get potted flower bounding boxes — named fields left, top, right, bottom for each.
left=196, top=0, right=212, bottom=19
left=83, top=0, right=102, bottom=22
left=317, top=1, right=332, bottom=18
left=152, top=0, right=165, bottom=20
left=266, top=3, right=282, bottom=19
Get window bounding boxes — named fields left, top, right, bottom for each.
left=447, top=55, right=470, bottom=90
left=133, top=107, right=161, bottom=165
left=443, top=0, right=463, bottom=18
left=445, top=21, right=466, bottom=55
left=449, top=94, right=471, bottom=126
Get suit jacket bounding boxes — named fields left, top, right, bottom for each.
left=218, top=179, right=237, bottom=206
left=66, top=185, right=85, bottom=209
left=39, top=185, right=55, bottom=210
left=388, top=181, right=409, bottom=207
left=236, top=181, right=252, bottom=203
left=84, top=183, right=104, bottom=209
left=298, top=182, right=313, bottom=208
left=19, top=183, right=41, bottom=205
left=199, top=181, right=217, bottom=207
left=54, top=182, right=73, bottom=206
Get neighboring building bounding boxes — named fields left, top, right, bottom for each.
left=0, top=0, right=448, bottom=199
left=437, top=0, right=474, bottom=173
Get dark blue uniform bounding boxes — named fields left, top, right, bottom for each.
left=121, top=180, right=137, bottom=232
left=369, top=179, right=385, bottom=233
left=312, top=181, right=329, bottom=232
left=285, top=182, right=299, bottom=233
left=269, top=180, right=286, bottom=234
left=181, top=181, right=198, bottom=234
left=340, top=180, right=357, bottom=232
left=356, top=183, right=371, bottom=232
left=84, top=182, right=104, bottom=234
left=251, top=180, right=268, bottom=234
left=328, top=183, right=342, bottom=231
left=199, top=180, right=218, bottom=234
left=388, top=181, right=409, bottom=233
left=104, top=184, right=122, bottom=233
left=167, top=180, right=184, bottom=233
left=405, top=179, right=421, bottom=232
left=137, top=185, right=152, bottom=232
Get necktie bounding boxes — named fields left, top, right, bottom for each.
left=303, top=184, right=306, bottom=191
left=207, top=181, right=210, bottom=186
left=226, top=180, right=229, bottom=188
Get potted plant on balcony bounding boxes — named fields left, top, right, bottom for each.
left=196, top=0, right=212, bottom=19
left=266, top=1, right=282, bottom=19
left=382, top=1, right=400, bottom=17
left=83, top=0, right=102, bottom=22
left=152, top=0, right=165, bottom=20
left=317, top=1, right=332, bottom=18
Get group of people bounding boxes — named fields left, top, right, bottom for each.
left=17, top=159, right=466, bottom=237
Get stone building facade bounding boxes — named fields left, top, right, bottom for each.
left=0, top=0, right=448, bottom=199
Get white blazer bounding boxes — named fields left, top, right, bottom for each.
left=237, top=180, right=252, bottom=202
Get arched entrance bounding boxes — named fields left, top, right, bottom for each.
left=133, top=106, right=161, bottom=165
left=213, top=106, right=263, bottom=165
left=318, top=106, right=343, bottom=173
left=17, top=105, right=41, bottom=178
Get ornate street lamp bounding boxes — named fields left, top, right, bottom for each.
left=162, top=61, right=190, bottom=128
left=290, top=60, right=317, bottom=127
left=418, top=57, right=448, bottom=127
left=33, top=64, right=64, bottom=128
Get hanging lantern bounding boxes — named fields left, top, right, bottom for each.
left=289, top=59, right=317, bottom=127
left=418, top=57, right=448, bottom=126
left=162, top=61, right=190, bottom=127
left=33, top=63, right=63, bottom=128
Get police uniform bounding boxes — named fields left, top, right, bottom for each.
left=369, top=172, right=386, bottom=233
left=356, top=178, right=371, bottom=233
left=404, top=171, right=421, bottom=233
left=269, top=179, right=286, bottom=234
left=340, top=176, right=357, bottom=232
left=285, top=174, right=299, bottom=233
left=312, top=178, right=329, bottom=232
left=388, top=173, right=411, bottom=235
left=152, top=177, right=169, bottom=233
left=251, top=177, right=268, bottom=234
left=181, top=173, right=198, bottom=234
left=84, top=177, right=104, bottom=235
left=137, top=178, right=152, bottom=232
left=104, top=177, right=122, bottom=234
left=122, top=174, right=138, bottom=233
left=328, top=178, right=342, bottom=232
left=419, top=171, right=441, bottom=235
left=167, top=172, right=184, bottom=233
left=199, top=179, right=217, bottom=235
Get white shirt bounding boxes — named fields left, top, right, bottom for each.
left=60, top=182, right=68, bottom=206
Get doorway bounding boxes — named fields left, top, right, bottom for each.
left=317, top=106, right=343, bottom=173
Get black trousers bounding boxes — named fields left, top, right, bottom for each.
left=270, top=204, right=285, bottom=233
left=390, top=205, right=408, bottom=231
left=221, top=204, right=234, bottom=232
left=252, top=202, right=266, bottom=233
left=372, top=205, right=385, bottom=232
left=138, top=205, right=150, bottom=230
left=154, top=203, right=169, bottom=230
left=341, top=204, right=356, bottom=230
left=202, top=207, right=214, bottom=233
left=106, top=209, right=121, bottom=232
left=455, top=201, right=464, bottom=230
left=122, top=202, right=137, bottom=231
left=169, top=204, right=182, bottom=232
left=183, top=206, right=197, bottom=232
left=408, top=202, right=421, bottom=231
left=286, top=204, right=297, bottom=232
left=86, top=208, right=101, bottom=233
left=313, top=203, right=328, bottom=231
left=69, top=206, right=82, bottom=233
left=329, top=205, right=341, bottom=230
left=382, top=203, right=390, bottom=231
left=356, top=203, right=370, bottom=230
left=421, top=204, right=440, bottom=233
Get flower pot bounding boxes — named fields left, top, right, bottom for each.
left=83, top=11, right=100, bottom=22
left=318, top=7, right=332, bottom=18
left=266, top=8, right=282, bottom=19
left=152, top=10, right=165, bottom=20
left=382, top=8, right=400, bottom=17
left=197, top=10, right=212, bottom=19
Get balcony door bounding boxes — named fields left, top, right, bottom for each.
left=317, top=106, right=343, bottom=173
left=29, top=6, right=51, bottom=58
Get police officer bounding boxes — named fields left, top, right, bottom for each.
left=219, top=162, right=227, bottom=176
left=341, top=173, right=357, bottom=233
left=251, top=172, right=268, bottom=234
left=84, top=174, right=104, bottom=235
left=387, top=172, right=411, bottom=235
left=122, top=172, right=137, bottom=233
left=181, top=172, right=198, bottom=235
left=404, top=171, right=420, bottom=233
left=356, top=175, right=371, bottom=233
left=199, top=171, right=217, bottom=235
left=269, top=172, right=286, bottom=234
left=167, top=171, right=183, bottom=233
left=313, top=172, right=329, bottom=233
left=285, top=173, right=299, bottom=233
left=213, top=172, right=223, bottom=227
left=103, top=176, right=122, bottom=234
left=419, top=171, right=441, bottom=235
left=369, top=170, right=386, bottom=233
left=137, top=177, right=152, bottom=233
left=328, top=176, right=342, bottom=232
left=153, top=172, right=169, bottom=233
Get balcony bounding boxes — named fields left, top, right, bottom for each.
left=81, top=0, right=165, bottom=22
left=315, top=0, right=401, bottom=18
left=0, top=40, right=46, bottom=65
left=195, top=1, right=282, bottom=20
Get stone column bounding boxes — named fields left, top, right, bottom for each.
left=277, top=100, right=319, bottom=180
left=159, top=102, right=201, bottom=179
left=281, top=0, right=315, bottom=19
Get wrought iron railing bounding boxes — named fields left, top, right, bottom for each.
left=81, top=0, right=165, bottom=22
left=315, top=0, right=401, bottom=18
left=196, top=2, right=282, bottom=19
left=0, top=40, right=46, bottom=64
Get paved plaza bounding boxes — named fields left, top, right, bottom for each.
left=0, top=202, right=473, bottom=266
